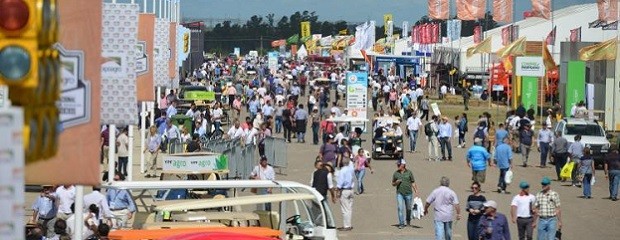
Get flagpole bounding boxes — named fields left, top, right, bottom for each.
left=614, top=0, right=620, bottom=130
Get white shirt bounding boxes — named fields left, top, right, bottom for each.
left=165, top=125, right=180, bottom=139
left=394, top=126, right=403, bottom=136
left=117, top=133, right=129, bottom=157
left=335, top=132, right=346, bottom=147
left=227, top=126, right=239, bottom=137
left=83, top=190, right=112, bottom=219
left=66, top=212, right=97, bottom=239
left=55, top=186, right=76, bottom=214
left=245, top=128, right=259, bottom=145
left=212, top=108, right=223, bottom=122
left=407, top=116, right=422, bottom=131
left=252, top=165, right=275, bottom=180
left=308, top=95, right=316, bottom=105
left=511, top=194, right=536, bottom=218
left=416, top=88, right=424, bottom=98
left=440, top=85, right=448, bottom=94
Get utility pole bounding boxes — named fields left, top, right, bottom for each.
left=260, top=35, right=264, bottom=54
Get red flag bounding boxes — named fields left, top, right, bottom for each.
left=501, top=26, right=511, bottom=46
left=430, top=23, right=440, bottom=43
left=598, top=0, right=618, bottom=22
left=412, top=25, right=420, bottom=43
left=457, top=0, right=487, bottom=20
left=428, top=0, right=450, bottom=20
left=473, top=25, right=482, bottom=44
left=422, top=24, right=430, bottom=44
left=531, top=0, right=551, bottom=19
left=570, top=27, right=581, bottom=42
left=493, top=0, right=514, bottom=23
left=545, top=26, right=556, bottom=45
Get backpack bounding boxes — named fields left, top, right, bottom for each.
left=474, top=127, right=486, bottom=141
left=424, top=122, right=433, bottom=137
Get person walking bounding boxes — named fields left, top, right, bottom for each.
left=116, top=127, right=129, bottom=177
left=426, top=115, right=441, bottom=161
left=567, top=135, right=584, bottom=186
left=533, top=177, right=562, bottom=240
left=406, top=112, right=423, bottom=152
left=518, top=124, right=534, bottom=167
left=335, top=157, right=355, bottom=231
left=511, top=181, right=536, bottom=240
left=604, top=146, right=620, bottom=201
left=550, top=131, right=569, bottom=181
left=494, top=123, right=509, bottom=147
left=579, top=147, right=596, bottom=199
left=392, top=159, right=419, bottom=229
left=456, top=113, right=468, bottom=148
left=354, top=148, right=373, bottom=194
left=250, top=156, right=276, bottom=210
left=294, top=104, right=308, bottom=143
left=438, top=117, right=454, bottom=161
left=424, top=176, right=461, bottom=240
left=143, top=125, right=161, bottom=178
left=495, top=138, right=513, bottom=194
left=477, top=200, right=511, bottom=240
left=467, top=138, right=491, bottom=185
left=537, top=122, right=553, bottom=168
left=310, top=160, right=335, bottom=202
left=420, top=96, right=430, bottom=121
left=466, top=182, right=486, bottom=240
left=30, top=185, right=58, bottom=238
left=106, top=172, right=136, bottom=229
left=311, top=106, right=321, bottom=145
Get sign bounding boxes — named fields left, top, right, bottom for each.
left=346, top=72, right=368, bottom=131
left=162, top=153, right=228, bottom=172
left=430, top=102, right=441, bottom=116
left=233, top=47, right=240, bottom=57
left=565, top=61, right=586, bottom=116
left=183, top=91, right=215, bottom=101
left=0, top=107, right=25, bottom=240
left=176, top=25, right=191, bottom=66
left=521, top=76, right=538, bottom=109
left=301, top=21, right=311, bottom=38
left=515, top=56, right=545, bottom=77
left=56, top=44, right=91, bottom=128
left=268, top=51, right=278, bottom=74
left=135, top=41, right=148, bottom=76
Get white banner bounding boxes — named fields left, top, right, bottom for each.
left=515, top=56, right=545, bottom=77
left=162, top=153, right=228, bottom=172
left=154, top=18, right=170, bottom=87
left=101, top=3, right=139, bottom=125
left=402, top=21, right=409, bottom=38
left=176, top=26, right=190, bottom=66
left=346, top=72, right=369, bottom=131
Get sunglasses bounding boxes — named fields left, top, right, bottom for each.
left=471, top=187, right=480, bottom=190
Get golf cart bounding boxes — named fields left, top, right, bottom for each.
left=372, top=116, right=403, bottom=159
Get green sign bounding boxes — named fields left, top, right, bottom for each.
left=565, top=61, right=586, bottom=116
left=184, top=91, right=215, bottom=101
left=521, top=76, right=538, bottom=110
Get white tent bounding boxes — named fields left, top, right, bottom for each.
left=297, top=44, right=308, bottom=60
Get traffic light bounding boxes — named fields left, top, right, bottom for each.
left=0, top=0, right=61, bottom=163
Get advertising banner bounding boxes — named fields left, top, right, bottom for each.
left=162, top=153, right=228, bottom=172
left=521, top=76, right=538, bottom=109
left=301, top=21, right=311, bottom=38
left=169, top=22, right=178, bottom=87
left=137, top=13, right=155, bottom=101
left=346, top=72, right=369, bottom=130
left=176, top=25, right=191, bottom=66
left=154, top=18, right=170, bottom=87
left=383, top=14, right=393, bottom=34
left=493, top=0, right=513, bottom=23
left=515, top=56, right=545, bottom=77
left=268, top=51, right=278, bottom=74
left=101, top=2, right=139, bottom=125
left=565, top=61, right=586, bottom=116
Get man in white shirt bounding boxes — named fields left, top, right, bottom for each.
left=438, top=117, right=453, bottom=161
left=510, top=181, right=536, bottom=240
left=185, top=103, right=198, bottom=121
left=440, top=84, right=448, bottom=99
left=262, top=101, right=274, bottom=118
left=55, top=185, right=76, bottom=220
left=166, top=101, right=178, bottom=118
left=212, top=103, right=224, bottom=132
left=116, top=127, right=130, bottom=176
left=406, top=112, right=423, bottom=152
left=227, top=120, right=245, bottom=140
left=250, top=156, right=275, bottom=210
left=164, top=119, right=181, bottom=154
left=83, top=186, right=112, bottom=222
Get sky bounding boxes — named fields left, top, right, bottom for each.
left=179, top=0, right=596, bottom=25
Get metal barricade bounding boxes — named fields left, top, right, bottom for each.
left=201, top=138, right=257, bottom=180
left=263, top=137, right=288, bottom=170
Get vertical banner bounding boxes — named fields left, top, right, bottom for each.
left=101, top=3, right=139, bottom=125
left=0, top=108, right=24, bottom=240
left=570, top=27, right=582, bottom=42
left=387, top=21, right=394, bottom=40
left=493, top=0, right=513, bottom=23
left=346, top=72, right=369, bottom=130
left=457, top=0, right=487, bottom=20
left=402, top=21, right=409, bottom=38
left=26, top=0, right=101, bottom=185
left=169, top=22, right=178, bottom=88
left=531, top=0, right=551, bottom=19
left=598, top=0, right=618, bottom=22
left=154, top=18, right=170, bottom=87
left=176, top=25, right=191, bottom=66
left=447, top=19, right=462, bottom=41
left=412, top=25, right=419, bottom=43
left=430, top=23, right=440, bottom=43
left=383, top=14, right=393, bottom=34
left=301, top=21, right=311, bottom=38
left=565, top=61, right=586, bottom=116
left=268, top=51, right=278, bottom=74
left=428, top=0, right=450, bottom=20
left=473, top=26, right=482, bottom=43
left=521, top=76, right=538, bottom=109
left=501, top=26, right=511, bottom=45
left=137, top=13, right=155, bottom=101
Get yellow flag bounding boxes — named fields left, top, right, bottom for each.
left=503, top=57, right=513, bottom=73
left=579, top=38, right=618, bottom=61
left=301, top=21, right=311, bottom=38
left=305, top=39, right=316, bottom=51
left=339, top=29, right=348, bottom=35
left=384, top=14, right=393, bottom=34
left=466, top=36, right=493, bottom=58
left=496, top=36, right=526, bottom=58
left=542, top=43, right=557, bottom=70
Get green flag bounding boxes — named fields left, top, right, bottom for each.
left=286, top=34, right=299, bottom=45
left=300, top=35, right=312, bottom=43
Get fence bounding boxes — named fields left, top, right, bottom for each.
left=263, top=137, right=288, bottom=171
left=202, top=138, right=255, bottom=180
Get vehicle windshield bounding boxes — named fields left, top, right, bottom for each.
left=565, top=124, right=604, bottom=137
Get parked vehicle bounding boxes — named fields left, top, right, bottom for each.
left=554, top=118, right=612, bottom=167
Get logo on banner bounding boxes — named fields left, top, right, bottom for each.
left=348, top=74, right=358, bottom=83
left=101, top=52, right=126, bottom=78
left=135, top=41, right=148, bottom=75
left=55, top=44, right=91, bottom=129
left=515, top=56, right=544, bottom=77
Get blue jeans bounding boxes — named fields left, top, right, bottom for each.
left=467, top=219, right=481, bottom=240
left=376, top=137, right=387, bottom=151
left=312, top=123, right=320, bottom=145
left=408, top=130, right=418, bottom=151
left=355, top=169, right=366, bottom=194
left=434, top=220, right=453, bottom=240
left=498, top=168, right=509, bottom=191
left=214, top=121, right=221, bottom=132
left=275, top=116, right=282, bottom=133
left=537, top=217, right=557, bottom=240
left=582, top=173, right=593, bottom=197
left=540, top=142, right=550, bottom=166
left=609, top=170, right=620, bottom=198
left=396, top=193, right=412, bottom=226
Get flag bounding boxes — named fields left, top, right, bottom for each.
left=501, top=25, right=514, bottom=45
left=286, top=34, right=299, bottom=45
left=300, top=21, right=311, bottom=38
left=384, top=14, right=393, bottom=34
left=603, top=21, right=618, bottom=30
left=271, top=39, right=286, bottom=47
left=531, top=0, right=551, bottom=19
left=493, top=0, right=513, bottom=23
left=447, top=19, right=462, bottom=41
left=305, top=39, right=317, bottom=51
left=402, top=21, right=409, bottom=38
left=339, top=29, right=348, bottom=35
left=503, top=57, right=513, bottom=73
left=430, top=23, right=440, bottom=43
left=300, top=35, right=312, bottom=43
left=386, top=21, right=394, bottom=39
left=598, top=0, right=618, bottom=22
left=473, top=25, right=482, bottom=44
left=428, top=0, right=450, bottom=20
left=570, top=27, right=581, bottom=42
left=589, top=19, right=604, bottom=28
left=496, top=36, right=526, bottom=58
left=579, top=38, right=618, bottom=61
left=545, top=26, right=556, bottom=45
left=457, top=0, right=487, bottom=21
left=542, top=43, right=557, bottom=70
left=466, top=36, right=492, bottom=58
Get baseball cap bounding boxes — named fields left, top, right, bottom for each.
left=519, top=181, right=530, bottom=189
left=474, top=138, right=483, bottom=144
left=328, top=134, right=335, bottom=139
left=483, top=200, right=498, bottom=209
left=397, top=159, right=406, bottom=165
left=313, top=106, right=318, bottom=110
left=541, top=177, right=551, bottom=185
